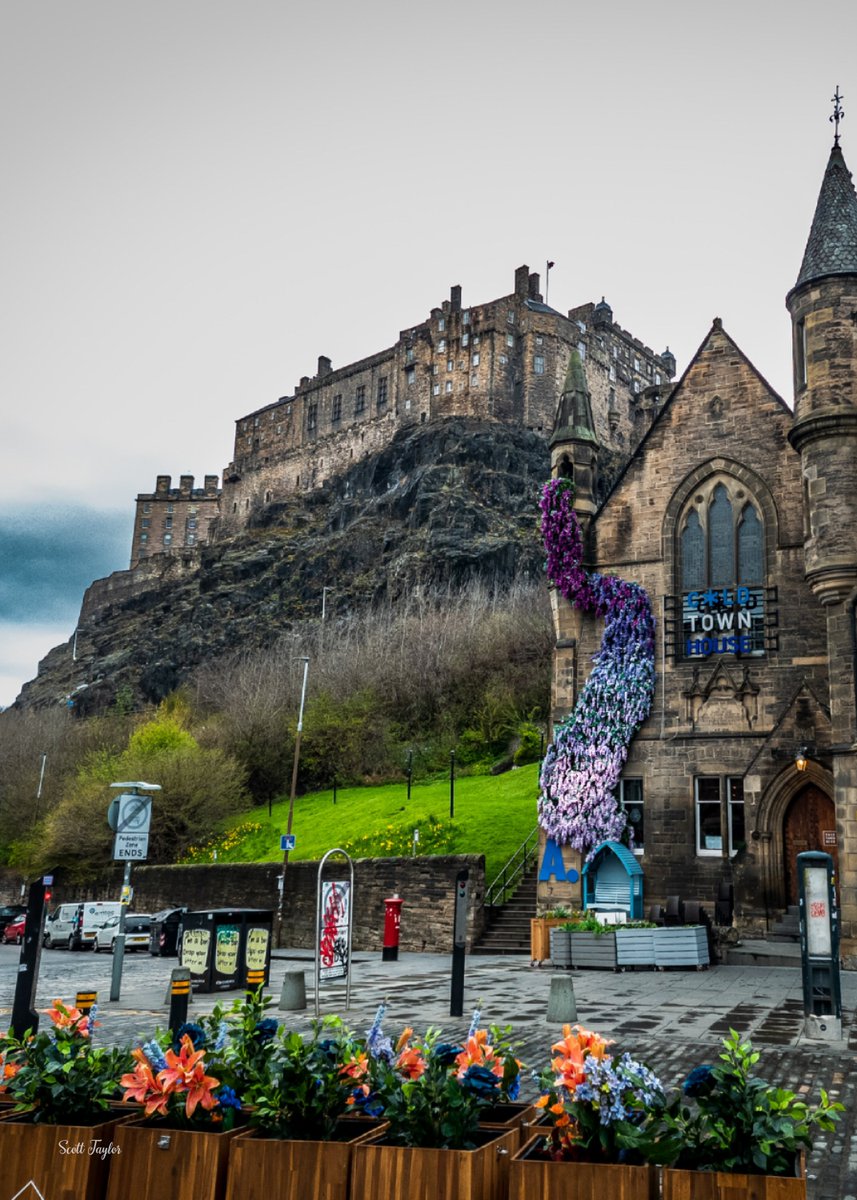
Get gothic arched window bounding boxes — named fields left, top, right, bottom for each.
left=678, top=477, right=766, bottom=659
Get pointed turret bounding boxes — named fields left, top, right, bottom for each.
left=550, top=349, right=599, bottom=527
left=793, top=145, right=857, bottom=290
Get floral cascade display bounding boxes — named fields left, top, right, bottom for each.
left=538, top=477, right=656, bottom=850
left=353, top=1005, right=523, bottom=1149
left=534, top=1022, right=663, bottom=1163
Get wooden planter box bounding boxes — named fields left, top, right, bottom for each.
left=570, top=930, right=617, bottom=969
left=225, top=1119, right=385, bottom=1200
left=663, top=1157, right=806, bottom=1199
left=509, top=1134, right=658, bottom=1199
left=350, top=1125, right=518, bottom=1200
left=0, top=1109, right=129, bottom=1200
left=531, top=918, right=571, bottom=963
left=478, top=1101, right=540, bottom=1149
left=549, top=927, right=572, bottom=968
left=105, top=1117, right=245, bottom=1200
left=653, top=926, right=710, bottom=969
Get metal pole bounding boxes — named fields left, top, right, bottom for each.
left=449, top=750, right=455, bottom=819
left=109, top=862, right=132, bottom=1002
left=332, top=778, right=337, bottom=805
left=406, top=750, right=413, bottom=801
left=275, top=657, right=310, bottom=946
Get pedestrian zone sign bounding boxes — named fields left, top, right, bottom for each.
left=281, top=834, right=296, bottom=852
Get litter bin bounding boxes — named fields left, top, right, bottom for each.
left=179, top=909, right=274, bottom=993
left=149, top=908, right=186, bottom=957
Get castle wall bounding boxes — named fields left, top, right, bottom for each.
left=131, top=474, right=220, bottom=568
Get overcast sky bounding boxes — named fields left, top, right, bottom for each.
left=1, top=1, right=854, bottom=708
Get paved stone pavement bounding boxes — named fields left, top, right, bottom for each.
left=3, top=949, right=856, bottom=1197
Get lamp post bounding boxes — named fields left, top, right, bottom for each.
left=321, top=586, right=335, bottom=623
left=275, top=657, right=310, bottom=946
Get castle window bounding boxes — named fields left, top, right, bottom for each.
left=471, top=374, right=479, bottom=386
left=164, top=516, right=173, bottom=529
left=332, top=395, right=342, bottom=422
left=534, top=355, right=545, bottom=375
left=167, top=504, right=174, bottom=514
left=405, top=346, right=415, bottom=364
left=447, top=359, right=453, bottom=372
left=609, top=365, right=616, bottom=382
left=377, top=377, right=388, bottom=406
left=679, top=478, right=766, bottom=659
left=163, top=532, right=173, bottom=545
left=405, top=368, right=415, bottom=386
left=536, top=335, right=543, bottom=345
left=143, top=503, right=151, bottom=514
left=507, top=310, right=515, bottom=324
left=695, top=777, right=745, bottom=857
left=471, top=352, right=480, bottom=366
left=445, top=380, right=453, bottom=393
left=619, top=778, right=644, bottom=852
left=472, top=335, right=480, bottom=345
left=462, top=310, right=470, bottom=324
left=433, top=383, right=440, bottom=396
left=276, top=424, right=282, bottom=434
left=307, top=402, right=318, bottom=431
left=186, top=533, right=196, bottom=546
left=438, top=339, right=446, bottom=352
left=633, top=380, right=640, bottom=394
left=462, top=333, right=469, bottom=347
left=578, top=342, right=586, bottom=360
left=355, top=386, right=366, bottom=413
left=795, top=319, right=807, bottom=389
left=634, top=357, right=641, bottom=371
left=499, top=354, right=507, bottom=366
left=141, top=518, right=150, bottom=528
left=139, top=532, right=148, bottom=542
left=438, top=317, right=445, bottom=332
left=654, top=372, right=661, bottom=385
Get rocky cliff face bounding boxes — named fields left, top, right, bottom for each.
left=17, top=419, right=556, bottom=714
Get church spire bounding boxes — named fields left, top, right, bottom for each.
left=792, top=136, right=857, bottom=291
left=551, top=349, right=598, bottom=447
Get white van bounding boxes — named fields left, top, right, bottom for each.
left=43, top=901, right=123, bottom=950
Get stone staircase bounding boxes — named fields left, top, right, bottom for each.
left=471, top=862, right=538, bottom=956
left=768, top=904, right=801, bottom=943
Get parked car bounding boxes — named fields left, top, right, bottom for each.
left=149, top=907, right=186, bottom=957
left=0, top=904, right=26, bottom=923
left=43, top=900, right=124, bottom=950
left=93, top=912, right=152, bottom=954
left=2, top=914, right=26, bottom=944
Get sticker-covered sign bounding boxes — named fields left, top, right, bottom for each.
left=215, top=925, right=240, bottom=974
left=246, top=926, right=270, bottom=971
left=182, top=928, right=211, bottom=976
left=319, top=881, right=350, bottom=981
left=804, top=865, right=832, bottom=957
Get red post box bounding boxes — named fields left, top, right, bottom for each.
left=382, top=894, right=403, bottom=961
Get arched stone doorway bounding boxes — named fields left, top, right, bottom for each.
left=782, top=784, right=838, bottom=905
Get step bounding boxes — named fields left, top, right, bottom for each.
left=725, top=939, right=801, bottom=967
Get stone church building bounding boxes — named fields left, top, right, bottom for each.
left=543, top=136, right=857, bottom=966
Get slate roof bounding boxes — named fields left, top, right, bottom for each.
left=794, top=145, right=857, bottom=288
left=550, top=349, right=598, bottom=446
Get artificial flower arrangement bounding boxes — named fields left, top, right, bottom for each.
left=0, top=999, right=131, bottom=1124
left=620, top=1028, right=843, bottom=1177
left=533, top=1023, right=663, bottom=1163
left=353, top=1006, right=523, bottom=1149
left=537, top=476, right=656, bottom=853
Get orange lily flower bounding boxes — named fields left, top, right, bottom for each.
left=395, top=1027, right=414, bottom=1052
left=395, top=1044, right=426, bottom=1079
left=120, top=1052, right=172, bottom=1118
left=47, top=999, right=89, bottom=1037
left=158, top=1035, right=220, bottom=1119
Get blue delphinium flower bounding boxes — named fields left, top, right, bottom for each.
left=142, top=1039, right=168, bottom=1070
left=213, top=1020, right=229, bottom=1052
left=366, top=1004, right=393, bottom=1064
left=467, top=1009, right=481, bottom=1039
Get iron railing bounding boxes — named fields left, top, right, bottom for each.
left=484, top=825, right=539, bottom=913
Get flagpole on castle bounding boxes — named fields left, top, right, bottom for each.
left=545, top=260, right=555, bottom=306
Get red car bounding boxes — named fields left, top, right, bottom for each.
left=2, top=914, right=26, bottom=945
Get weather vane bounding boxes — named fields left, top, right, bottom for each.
left=831, top=86, right=845, bottom=146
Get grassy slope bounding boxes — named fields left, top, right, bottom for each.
left=189, top=763, right=540, bottom=886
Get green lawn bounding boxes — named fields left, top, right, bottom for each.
left=183, top=763, right=540, bottom=886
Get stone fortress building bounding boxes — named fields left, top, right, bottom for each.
left=130, top=265, right=675, bottom=565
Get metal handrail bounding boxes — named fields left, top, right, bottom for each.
left=485, top=826, right=539, bottom=912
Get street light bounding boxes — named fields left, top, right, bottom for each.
left=275, top=657, right=310, bottom=946
left=322, top=587, right=335, bottom=623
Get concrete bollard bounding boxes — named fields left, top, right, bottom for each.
left=546, top=974, right=577, bottom=1023
left=279, top=969, right=307, bottom=1011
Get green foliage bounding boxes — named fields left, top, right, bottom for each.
left=621, top=1029, right=844, bottom=1175
left=299, top=690, right=388, bottom=789
left=0, top=1001, right=132, bottom=1124
left=340, top=813, right=456, bottom=859
left=513, top=721, right=544, bottom=766
left=128, top=715, right=197, bottom=757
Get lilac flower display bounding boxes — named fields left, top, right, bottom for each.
left=538, top=477, right=656, bottom=851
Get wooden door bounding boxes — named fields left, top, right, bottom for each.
left=783, top=785, right=838, bottom=905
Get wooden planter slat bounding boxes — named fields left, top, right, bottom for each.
left=508, top=1134, right=658, bottom=1199
left=0, top=1111, right=128, bottom=1200
left=105, top=1118, right=244, bottom=1200
left=225, top=1121, right=385, bottom=1200
left=531, top=918, right=571, bottom=963
left=350, top=1125, right=518, bottom=1200
left=571, top=931, right=617, bottom=968
left=478, top=1102, right=540, bottom=1149
left=663, top=1160, right=806, bottom=1199
left=616, top=929, right=656, bottom=966
left=549, top=927, right=573, bottom=968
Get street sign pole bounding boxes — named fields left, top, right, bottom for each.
left=107, top=781, right=160, bottom=1002
left=109, top=861, right=132, bottom=1002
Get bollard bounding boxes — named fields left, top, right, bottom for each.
left=546, top=974, right=577, bottom=1023
left=75, top=990, right=98, bottom=1016
left=246, top=968, right=265, bottom=991
left=167, top=968, right=192, bottom=1032
left=278, top=969, right=307, bottom=1011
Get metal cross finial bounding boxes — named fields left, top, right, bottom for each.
left=831, top=86, right=845, bottom=146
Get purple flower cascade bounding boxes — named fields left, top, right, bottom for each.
left=538, top=478, right=655, bottom=851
